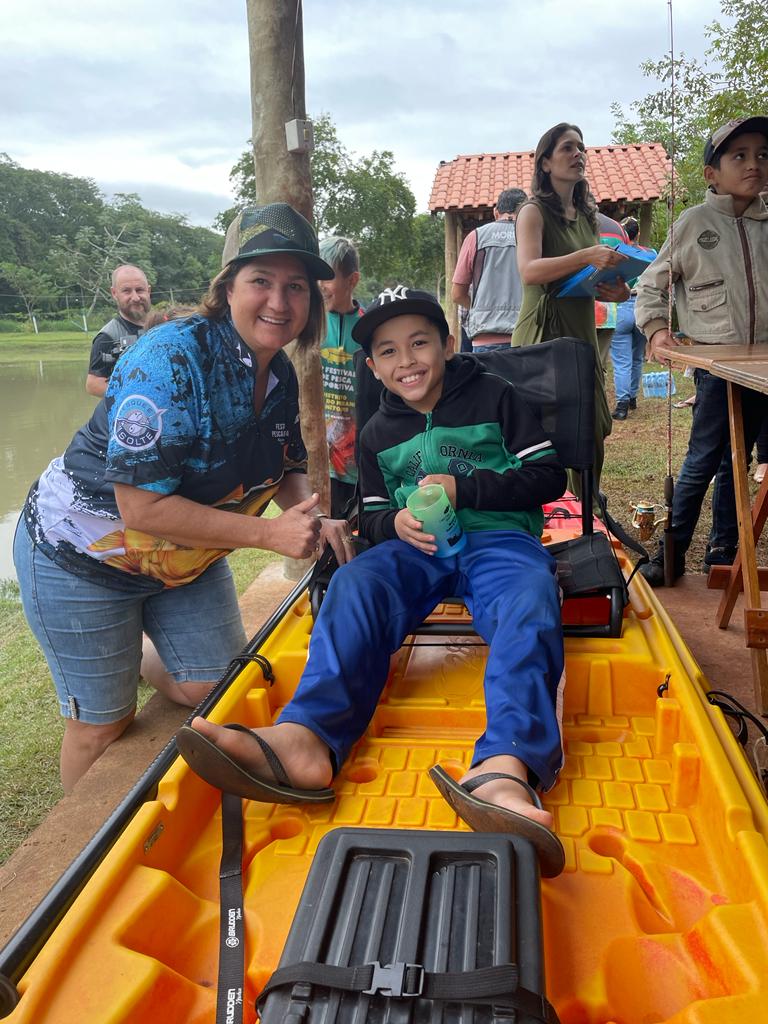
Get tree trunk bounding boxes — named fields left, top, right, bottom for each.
left=246, top=0, right=330, bottom=579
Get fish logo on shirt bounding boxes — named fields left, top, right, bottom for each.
left=113, top=395, right=166, bottom=451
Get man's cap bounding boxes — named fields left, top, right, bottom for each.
left=703, top=116, right=768, bottom=166
left=221, top=203, right=334, bottom=279
left=351, top=285, right=450, bottom=353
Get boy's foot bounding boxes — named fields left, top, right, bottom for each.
left=458, top=762, right=553, bottom=828
left=628, top=397, right=637, bottom=410
left=754, top=463, right=768, bottom=484
left=703, top=545, right=737, bottom=569
left=429, top=758, right=564, bottom=877
left=612, top=400, right=629, bottom=421
left=639, top=552, right=685, bottom=588
left=176, top=718, right=335, bottom=802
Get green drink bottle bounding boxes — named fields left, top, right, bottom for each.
left=405, top=483, right=466, bottom=557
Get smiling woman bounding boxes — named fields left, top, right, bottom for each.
left=12, top=203, right=355, bottom=794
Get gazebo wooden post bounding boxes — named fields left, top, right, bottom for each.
left=639, top=203, right=653, bottom=247
left=444, top=211, right=460, bottom=340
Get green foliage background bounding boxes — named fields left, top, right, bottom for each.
left=0, top=155, right=223, bottom=322
left=221, top=113, right=445, bottom=302
left=612, top=0, right=768, bottom=246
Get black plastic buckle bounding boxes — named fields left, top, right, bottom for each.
left=363, top=961, right=424, bottom=997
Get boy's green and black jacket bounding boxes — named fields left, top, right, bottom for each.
left=358, top=354, right=567, bottom=545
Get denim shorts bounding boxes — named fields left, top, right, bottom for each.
left=13, top=521, right=247, bottom=724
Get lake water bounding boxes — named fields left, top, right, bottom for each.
left=0, top=360, right=98, bottom=581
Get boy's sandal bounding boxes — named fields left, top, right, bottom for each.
left=176, top=724, right=336, bottom=804
left=428, top=765, right=565, bottom=878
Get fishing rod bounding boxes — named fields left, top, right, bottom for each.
left=662, top=0, right=677, bottom=587
left=628, top=0, right=677, bottom=575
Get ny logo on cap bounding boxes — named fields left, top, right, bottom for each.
left=378, top=285, right=409, bottom=304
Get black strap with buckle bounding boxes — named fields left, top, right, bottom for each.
left=215, top=793, right=245, bottom=1024
left=256, top=958, right=560, bottom=1023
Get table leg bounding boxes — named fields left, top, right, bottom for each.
left=727, top=382, right=768, bottom=713
left=715, top=472, right=768, bottom=627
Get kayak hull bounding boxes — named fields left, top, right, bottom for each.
left=3, top=533, right=768, bottom=1023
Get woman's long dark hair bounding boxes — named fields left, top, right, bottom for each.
left=530, top=122, right=597, bottom=231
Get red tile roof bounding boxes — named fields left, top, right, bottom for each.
left=428, top=143, right=670, bottom=212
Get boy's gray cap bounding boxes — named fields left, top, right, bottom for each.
left=703, top=116, right=768, bottom=165
left=352, top=285, right=450, bottom=353
left=221, top=203, right=334, bottom=279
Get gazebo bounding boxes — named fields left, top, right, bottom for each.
left=429, top=142, right=670, bottom=335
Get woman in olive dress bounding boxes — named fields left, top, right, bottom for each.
left=513, top=122, right=630, bottom=496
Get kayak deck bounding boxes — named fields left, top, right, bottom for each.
left=6, top=539, right=768, bottom=1023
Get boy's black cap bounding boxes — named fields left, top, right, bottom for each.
left=703, top=116, right=768, bottom=166
left=222, top=203, right=334, bottom=279
left=352, top=285, right=450, bottom=353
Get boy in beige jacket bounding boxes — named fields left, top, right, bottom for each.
left=635, top=116, right=768, bottom=586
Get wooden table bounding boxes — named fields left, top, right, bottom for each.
left=657, top=343, right=768, bottom=714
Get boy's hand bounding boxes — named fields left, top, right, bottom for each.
left=419, top=474, right=457, bottom=507
left=394, top=508, right=437, bottom=554
left=648, top=328, right=678, bottom=363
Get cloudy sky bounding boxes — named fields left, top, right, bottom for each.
left=3, top=0, right=724, bottom=229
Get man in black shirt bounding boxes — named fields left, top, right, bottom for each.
left=85, top=264, right=152, bottom=396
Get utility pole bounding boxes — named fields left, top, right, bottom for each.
left=245, top=0, right=331, bottom=577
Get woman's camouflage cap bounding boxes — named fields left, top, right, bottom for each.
left=222, top=203, right=334, bottom=279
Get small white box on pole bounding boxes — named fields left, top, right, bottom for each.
left=285, top=118, right=314, bottom=153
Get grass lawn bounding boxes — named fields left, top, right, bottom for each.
left=0, top=545, right=277, bottom=866
left=0, top=331, right=92, bottom=363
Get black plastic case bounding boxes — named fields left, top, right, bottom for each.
left=258, top=827, right=547, bottom=1024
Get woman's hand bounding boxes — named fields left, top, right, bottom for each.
left=394, top=509, right=437, bottom=554
left=586, top=245, right=629, bottom=271
left=419, top=474, right=457, bottom=507
left=595, top=280, right=631, bottom=303
left=319, top=517, right=356, bottom=565
left=268, top=493, right=322, bottom=558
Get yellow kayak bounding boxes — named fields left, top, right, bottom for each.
left=1, top=533, right=767, bottom=1024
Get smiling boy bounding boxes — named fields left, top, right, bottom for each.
left=636, top=116, right=768, bottom=585
left=179, top=288, right=569, bottom=876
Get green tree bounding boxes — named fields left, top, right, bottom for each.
left=403, top=213, right=445, bottom=297
left=0, top=154, right=104, bottom=269
left=327, top=150, right=416, bottom=288
left=612, top=0, right=768, bottom=209
left=218, top=113, right=350, bottom=235
left=219, top=113, right=438, bottom=288
left=0, top=262, right=58, bottom=325
left=0, top=156, right=222, bottom=319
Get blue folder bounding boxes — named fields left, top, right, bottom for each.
left=556, top=241, right=656, bottom=298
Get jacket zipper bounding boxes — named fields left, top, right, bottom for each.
left=422, top=411, right=435, bottom=472
left=688, top=279, right=724, bottom=292
left=736, top=219, right=756, bottom=344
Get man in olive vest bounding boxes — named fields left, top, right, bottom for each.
left=85, top=264, right=151, bottom=396
left=451, top=188, right=526, bottom=351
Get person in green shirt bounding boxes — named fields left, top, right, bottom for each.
left=513, top=122, right=630, bottom=498
left=318, top=237, right=365, bottom=517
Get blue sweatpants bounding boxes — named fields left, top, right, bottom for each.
left=278, top=530, right=565, bottom=789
